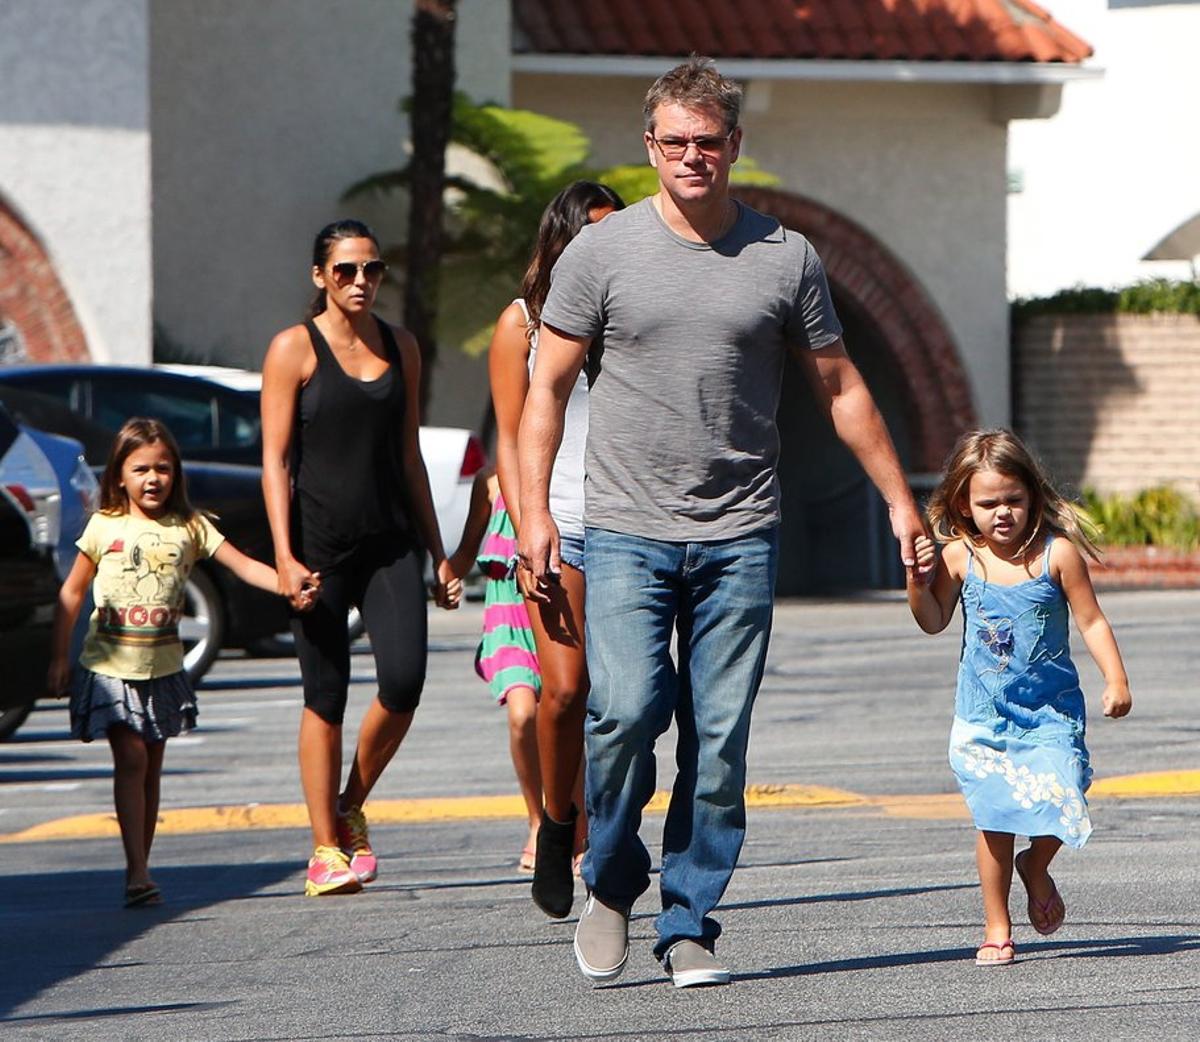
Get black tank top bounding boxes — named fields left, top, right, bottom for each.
left=291, top=317, right=412, bottom=570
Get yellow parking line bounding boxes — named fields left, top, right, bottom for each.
left=2, top=772, right=1196, bottom=844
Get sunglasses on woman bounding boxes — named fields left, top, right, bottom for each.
left=329, top=260, right=388, bottom=284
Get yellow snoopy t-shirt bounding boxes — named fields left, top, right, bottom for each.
left=76, top=511, right=225, bottom=680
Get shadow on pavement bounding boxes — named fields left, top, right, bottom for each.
left=604, top=932, right=1200, bottom=991
left=723, top=881, right=976, bottom=911
left=0, top=858, right=297, bottom=1019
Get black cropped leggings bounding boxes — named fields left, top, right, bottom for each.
left=291, top=542, right=427, bottom=725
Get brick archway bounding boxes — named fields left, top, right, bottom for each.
left=735, top=187, right=975, bottom=471
left=0, top=198, right=89, bottom=363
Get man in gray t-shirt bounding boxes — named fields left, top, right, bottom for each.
left=518, top=58, right=928, bottom=989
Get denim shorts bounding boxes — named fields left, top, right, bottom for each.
left=558, top=530, right=585, bottom=573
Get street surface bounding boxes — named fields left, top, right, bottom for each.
left=1, top=590, right=1198, bottom=1040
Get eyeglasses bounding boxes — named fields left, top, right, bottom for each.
left=651, top=131, right=735, bottom=161
left=329, top=260, right=388, bottom=284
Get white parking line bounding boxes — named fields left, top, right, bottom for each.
left=0, top=781, right=82, bottom=794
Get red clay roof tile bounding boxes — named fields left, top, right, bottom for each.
left=512, top=0, right=1092, bottom=63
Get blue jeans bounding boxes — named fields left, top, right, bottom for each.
left=582, top=525, right=778, bottom=959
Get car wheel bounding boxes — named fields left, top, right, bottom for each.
left=0, top=702, right=33, bottom=742
left=181, top=567, right=225, bottom=684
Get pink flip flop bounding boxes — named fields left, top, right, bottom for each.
left=1015, top=849, right=1066, bottom=935
left=975, top=939, right=1016, bottom=966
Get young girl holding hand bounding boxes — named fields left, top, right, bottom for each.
left=48, top=418, right=309, bottom=907
left=906, top=429, right=1132, bottom=966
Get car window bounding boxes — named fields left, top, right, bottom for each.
left=216, top=389, right=262, bottom=448
left=90, top=377, right=215, bottom=449
left=1, top=372, right=84, bottom=411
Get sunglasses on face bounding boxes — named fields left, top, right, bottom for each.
left=651, top=131, right=734, bottom=161
left=329, top=259, right=388, bottom=284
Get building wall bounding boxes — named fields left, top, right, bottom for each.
left=150, top=0, right=510, bottom=372
left=1014, top=314, right=1200, bottom=499
left=513, top=74, right=1011, bottom=428
left=1008, top=0, right=1200, bottom=297
left=0, top=0, right=152, bottom=364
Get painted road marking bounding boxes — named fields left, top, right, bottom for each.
left=2, top=771, right=1197, bottom=844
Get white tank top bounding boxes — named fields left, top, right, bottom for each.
left=517, top=298, right=587, bottom=538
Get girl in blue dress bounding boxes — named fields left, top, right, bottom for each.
left=907, top=429, right=1132, bottom=966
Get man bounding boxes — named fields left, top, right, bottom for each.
left=517, top=58, right=929, bottom=988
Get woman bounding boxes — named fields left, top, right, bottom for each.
left=261, top=219, right=459, bottom=896
left=488, top=182, right=624, bottom=917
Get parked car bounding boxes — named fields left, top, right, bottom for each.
left=0, top=404, right=73, bottom=739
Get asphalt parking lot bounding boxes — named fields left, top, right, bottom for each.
left=2, top=591, right=1198, bottom=1041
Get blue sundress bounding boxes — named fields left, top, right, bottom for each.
left=949, top=536, right=1093, bottom=848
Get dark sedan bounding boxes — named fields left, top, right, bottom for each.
left=0, top=404, right=66, bottom=739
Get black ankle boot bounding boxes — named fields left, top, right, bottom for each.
left=531, top=808, right=577, bottom=919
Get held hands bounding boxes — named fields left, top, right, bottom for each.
left=277, top=556, right=321, bottom=612
left=892, top=502, right=935, bottom=584
left=430, top=558, right=462, bottom=610
left=1101, top=682, right=1133, bottom=719
left=516, top=510, right=561, bottom=604
left=909, top=535, right=939, bottom=587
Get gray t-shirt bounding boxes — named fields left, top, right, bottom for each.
left=540, top=197, right=842, bottom=541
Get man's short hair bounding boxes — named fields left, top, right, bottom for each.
left=643, top=56, right=743, bottom=134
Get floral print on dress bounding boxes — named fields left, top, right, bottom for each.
left=954, top=739, right=1092, bottom=841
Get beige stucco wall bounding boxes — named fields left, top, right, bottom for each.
left=150, top=0, right=510, bottom=371
left=0, top=0, right=152, bottom=364
left=513, top=73, right=1011, bottom=429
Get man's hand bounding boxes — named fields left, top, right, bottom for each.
left=517, top=510, right=561, bottom=604
left=889, top=500, right=933, bottom=580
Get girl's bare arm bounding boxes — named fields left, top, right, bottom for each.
left=906, top=537, right=964, bottom=634
left=47, top=551, right=97, bottom=695
left=211, top=540, right=312, bottom=601
left=394, top=328, right=459, bottom=608
left=448, top=466, right=494, bottom=580
left=1054, top=539, right=1132, bottom=718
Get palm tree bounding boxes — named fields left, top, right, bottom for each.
left=404, top=0, right=457, bottom=415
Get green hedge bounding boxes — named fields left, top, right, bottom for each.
left=1013, top=279, right=1200, bottom=322
left=1080, top=487, right=1200, bottom=552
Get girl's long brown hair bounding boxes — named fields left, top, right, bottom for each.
left=98, top=418, right=203, bottom=539
left=926, top=428, right=1100, bottom=562
left=518, top=181, right=625, bottom=337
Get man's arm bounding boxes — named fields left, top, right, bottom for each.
left=794, top=339, right=929, bottom=574
left=516, top=323, right=590, bottom=596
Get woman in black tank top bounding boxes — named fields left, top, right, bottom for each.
left=261, top=220, right=461, bottom=896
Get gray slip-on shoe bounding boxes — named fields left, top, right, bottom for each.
left=573, top=893, right=630, bottom=983
left=663, top=939, right=731, bottom=988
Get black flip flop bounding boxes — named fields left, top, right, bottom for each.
left=124, top=882, right=163, bottom=908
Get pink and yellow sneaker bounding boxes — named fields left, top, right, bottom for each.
left=304, top=844, right=362, bottom=897
left=336, top=805, right=378, bottom=884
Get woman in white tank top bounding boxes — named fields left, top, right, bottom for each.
left=488, top=181, right=624, bottom=919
